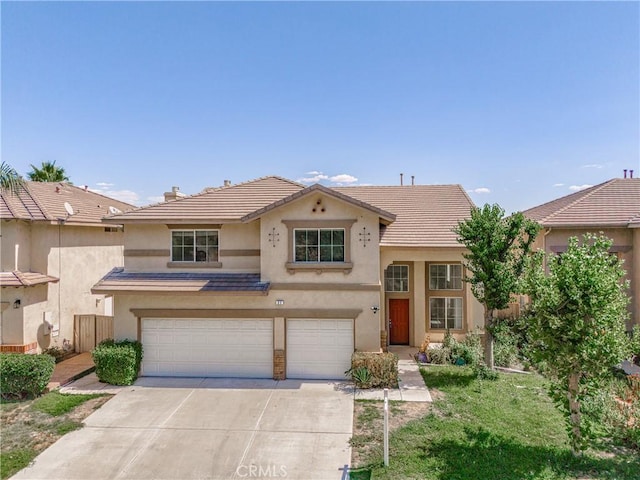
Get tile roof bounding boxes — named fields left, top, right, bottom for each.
left=523, top=178, right=640, bottom=227
left=105, top=176, right=304, bottom=224
left=0, top=270, right=59, bottom=287
left=92, top=268, right=270, bottom=294
left=1, top=182, right=134, bottom=225
left=105, top=176, right=474, bottom=247
left=333, top=184, right=475, bottom=247
left=242, top=183, right=396, bottom=224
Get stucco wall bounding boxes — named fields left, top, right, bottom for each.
left=1, top=222, right=124, bottom=350
left=123, top=223, right=261, bottom=272
left=259, top=193, right=381, bottom=284
left=380, top=246, right=485, bottom=345
left=1, top=220, right=32, bottom=272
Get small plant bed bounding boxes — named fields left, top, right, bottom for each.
left=350, top=366, right=639, bottom=480
left=0, top=391, right=112, bottom=479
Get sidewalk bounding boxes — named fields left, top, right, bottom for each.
left=47, top=352, right=95, bottom=390
left=354, top=346, right=432, bottom=402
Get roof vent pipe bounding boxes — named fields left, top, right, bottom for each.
left=411, top=175, right=415, bottom=186
left=400, top=173, right=404, bottom=186
left=624, top=169, right=627, bottom=178
left=223, top=180, right=231, bottom=187
left=631, top=170, right=634, bottom=179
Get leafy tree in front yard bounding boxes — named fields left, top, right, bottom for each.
left=454, top=204, right=540, bottom=368
left=525, top=233, right=631, bottom=455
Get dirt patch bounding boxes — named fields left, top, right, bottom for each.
left=0, top=394, right=112, bottom=473
left=350, top=400, right=432, bottom=467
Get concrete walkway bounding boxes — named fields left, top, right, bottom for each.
left=47, top=352, right=95, bottom=390
left=354, top=346, right=432, bottom=402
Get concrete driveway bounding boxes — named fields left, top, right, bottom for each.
left=13, top=378, right=353, bottom=480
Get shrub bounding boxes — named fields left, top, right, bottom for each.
left=92, top=339, right=143, bottom=386
left=346, top=352, right=398, bottom=388
left=42, top=346, right=66, bottom=363
left=0, top=353, right=55, bottom=399
left=492, top=321, right=519, bottom=368
left=473, top=361, right=499, bottom=381
left=431, top=330, right=482, bottom=367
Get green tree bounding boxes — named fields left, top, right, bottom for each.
left=0, top=161, right=25, bottom=194
left=525, top=234, right=631, bottom=455
left=27, top=160, right=70, bottom=182
left=454, top=204, right=540, bottom=368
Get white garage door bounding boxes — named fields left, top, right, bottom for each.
left=286, top=319, right=354, bottom=380
left=142, top=318, right=273, bottom=378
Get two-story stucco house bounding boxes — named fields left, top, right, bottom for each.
left=93, top=176, right=484, bottom=380
left=0, top=182, right=133, bottom=353
left=523, top=176, right=640, bottom=331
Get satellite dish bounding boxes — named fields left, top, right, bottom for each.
left=108, top=206, right=122, bottom=215
left=64, top=202, right=74, bottom=216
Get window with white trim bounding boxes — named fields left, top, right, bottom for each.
left=171, top=230, right=219, bottom=262
left=430, top=297, right=463, bottom=330
left=385, top=265, right=409, bottom=292
left=429, top=264, right=462, bottom=290
left=294, top=229, right=344, bottom=262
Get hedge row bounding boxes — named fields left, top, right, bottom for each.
left=92, top=339, right=143, bottom=386
left=346, top=351, right=398, bottom=389
left=0, top=353, right=55, bottom=399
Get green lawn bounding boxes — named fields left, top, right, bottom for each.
left=351, top=366, right=640, bottom=480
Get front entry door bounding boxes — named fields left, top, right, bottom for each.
left=389, top=298, right=410, bottom=345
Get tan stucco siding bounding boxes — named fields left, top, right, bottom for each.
left=380, top=246, right=485, bottom=345
left=259, top=194, right=381, bottom=284
left=1, top=220, right=32, bottom=272
left=123, top=223, right=260, bottom=272
left=1, top=222, right=124, bottom=351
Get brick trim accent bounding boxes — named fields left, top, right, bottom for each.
left=273, top=349, right=285, bottom=380
left=0, top=342, right=38, bottom=353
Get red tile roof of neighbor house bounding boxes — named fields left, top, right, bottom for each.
left=0, top=270, right=59, bottom=287
left=0, top=182, right=135, bottom=226
left=105, top=176, right=474, bottom=247
left=523, top=178, right=640, bottom=228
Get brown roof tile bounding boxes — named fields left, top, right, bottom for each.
left=1, top=182, right=134, bottom=225
left=523, top=178, right=640, bottom=227
left=105, top=176, right=304, bottom=224
left=0, top=270, right=59, bottom=287
left=333, top=184, right=475, bottom=247
left=104, top=175, right=475, bottom=247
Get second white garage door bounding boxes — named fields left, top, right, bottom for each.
left=141, top=318, right=273, bottom=378
left=286, top=319, right=354, bottom=380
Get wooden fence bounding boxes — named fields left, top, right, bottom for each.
left=74, top=315, right=114, bottom=353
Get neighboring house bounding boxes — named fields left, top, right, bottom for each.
left=0, top=182, right=133, bottom=353
left=93, top=176, right=483, bottom=380
left=523, top=177, right=640, bottom=331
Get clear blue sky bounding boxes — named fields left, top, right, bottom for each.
left=2, top=1, right=638, bottom=212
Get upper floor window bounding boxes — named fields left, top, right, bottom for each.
left=385, top=265, right=409, bottom=292
left=294, top=228, right=344, bottom=262
left=429, top=264, right=462, bottom=290
left=171, top=230, right=219, bottom=262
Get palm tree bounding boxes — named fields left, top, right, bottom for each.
left=0, top=161, right=25, bottom=194
left=27, top=160, right=70, bottom=183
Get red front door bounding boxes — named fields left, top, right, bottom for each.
left=389, top=298, right=410, bottom=345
